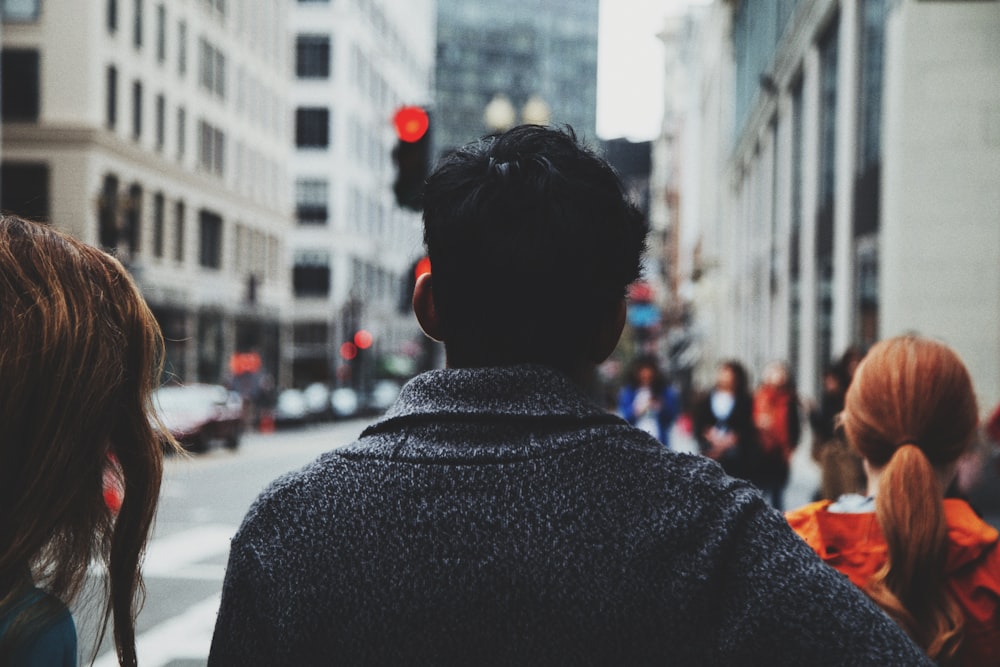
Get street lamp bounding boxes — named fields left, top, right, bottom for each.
left=484, top=93, right=551, bottom=133
left=521, top=95, right=551, bottom=125
left=483, top=93, right=517, bottom=132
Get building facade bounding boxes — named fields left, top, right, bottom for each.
left=675, top=0, right=1000, bottom=407
left=434, top=0, right=599, bottom=157
left=288, top=0, right=434, bottom=391
left=1, top=0, right=293, bottom=386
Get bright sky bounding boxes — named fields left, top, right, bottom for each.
left=596, top=0, right=701, bottom=141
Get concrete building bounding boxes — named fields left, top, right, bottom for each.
left=434, top=0, right=599, bottom=157
left=674, top=0, right=1000, bottom=408
left=650, top=8, right=711, bottom=395
left=1, top=0, right=293, bottom=386
left=288, top=0, right=434, bottom=390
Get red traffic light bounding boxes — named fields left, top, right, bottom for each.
left=415, top=256, right=431, bottom=279
left=340, top=342, right=358, bottom=361
left=354, top=329, right=373, bottom=350
left=393, top=106, right=429, bottom=143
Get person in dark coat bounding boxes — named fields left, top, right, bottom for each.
left=693, top=359, right=761, bottom=485
left=209, top=126, right=931, bottom=666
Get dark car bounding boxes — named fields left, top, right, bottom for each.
left=153, top=383, right=246, bottom=452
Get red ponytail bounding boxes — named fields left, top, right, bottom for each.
left=841, top=336, right=978, bottom=664
left=866, top=445, right=963, bottom=662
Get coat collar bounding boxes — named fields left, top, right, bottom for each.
left=362, top=364, right=617, bottom=436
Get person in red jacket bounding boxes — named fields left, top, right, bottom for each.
left=752, top=360, right=801, bottom=510
left=787, top=335, right=1000, bottom=666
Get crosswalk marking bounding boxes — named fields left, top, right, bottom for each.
left=90, top=525, right=236, bottom=665
left=143, top=524, right=235, bottom=578
left=92, top=593, right=222, bottom=667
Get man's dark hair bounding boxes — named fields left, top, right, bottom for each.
left=421, top=125, right=648, bottom=370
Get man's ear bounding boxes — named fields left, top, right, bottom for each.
left=412, top=272, right=445, bottom=342
left=590, top=297, right=626, bottom=363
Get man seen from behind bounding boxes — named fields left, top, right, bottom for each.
left=208, top=126, right=930, bottom=665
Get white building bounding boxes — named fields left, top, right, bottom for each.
left=674, top=0, right=1000, bottom=408
left=288, top=0, right=434, bottom=389
left=1, top=0, right=293, bottom=386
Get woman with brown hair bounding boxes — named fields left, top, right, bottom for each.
left=787, top=335, right=1000, bottom=665
left=693, top=359, right=761, bottom=484
left=0, top=216, right=177, bottom=665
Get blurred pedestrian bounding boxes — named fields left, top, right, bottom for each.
left=618, top=355, right=680, bottom=447
left=693, top=360, right=762, bottom=485
left=808, top=364, right=844, bottom=459
left=787, top=335, right=1000, bottom=665
left=752, top=360, right=801, bottom=510
left=811, top=348, right=867, bottom=500
left=210, top=126, right=931, bottom=665
left=987, top=401, right=1000, bottom=447
left=0, top=215, right=178, bottom=666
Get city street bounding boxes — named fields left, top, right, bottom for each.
left=79, top=418, right=372, bottom=666
left=77, top=412, right=995, bottom=666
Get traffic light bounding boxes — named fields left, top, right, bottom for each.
left=392, top=106, right=431, bottom=211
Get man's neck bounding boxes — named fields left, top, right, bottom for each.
left=443, top=352, right=597, bottom=391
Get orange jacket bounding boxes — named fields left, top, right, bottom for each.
left=753, top=385, right=794, bottom=460
left=786, top=499, right=1000, bottom=666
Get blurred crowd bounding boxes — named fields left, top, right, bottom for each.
left=612, top=344, right=1000, bottom=515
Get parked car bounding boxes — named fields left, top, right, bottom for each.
left=303, top=382, right=332, bottom=422
left=153, top=383, right=245, bottom=453
left=329, top=387, right=361, bottom=419
left=274, top=388, right=309, bottom=428
left=367, top=380, right=401, bottom=413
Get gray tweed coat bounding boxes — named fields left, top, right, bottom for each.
left=209, top=364, right=929, bottom=666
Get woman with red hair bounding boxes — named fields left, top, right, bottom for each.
left=787, top=335, right=1000, bottom=665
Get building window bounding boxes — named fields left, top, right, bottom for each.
left=106, top=65, right=118, bottom=129
left=124, top=183, right=143, bottom=256
left=131, top=80, right=143, bottom=140
left=155, top=94, right=165, bottom=150
left=178, top=20, right=187, bottom=76
left=198, top=39, right=211, bottom=90
left=199, top=209, right=223, bottom=269
left=177, top=106, right=186, bottom=159
left=296, top=35, right=331, bottom=79
left=2, top=0, right=40, bottom=21
left=855, top=0, right=887, bottom=239
left=293, top=322, right=329, bottom=346
left=293, top=251, right=331, bottom=297
left=107, top=0, right=117, bottom=32
left=788, top=76, right=804, bottom=376
left=295, top=107, right=329, bottom=148
left=98, top=173, right=120, bottom=248
left=1, top=161, right=49, bottom=221
left=1, top=49, right=40, bottom=121
left=174, top=200, right=185, bottom=262
left=156, top=3, right=166, bottom=62
left=198, top=38, right=226, bottom=99
left=198, top=120, right=225, bottom=175
left=153, top=192, right=165, bottom=258
left=133, top=0, right=143, bottom=49
left=296, top=178, right=329, bottom=224
left=816, top=18, right=839, bottom=377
